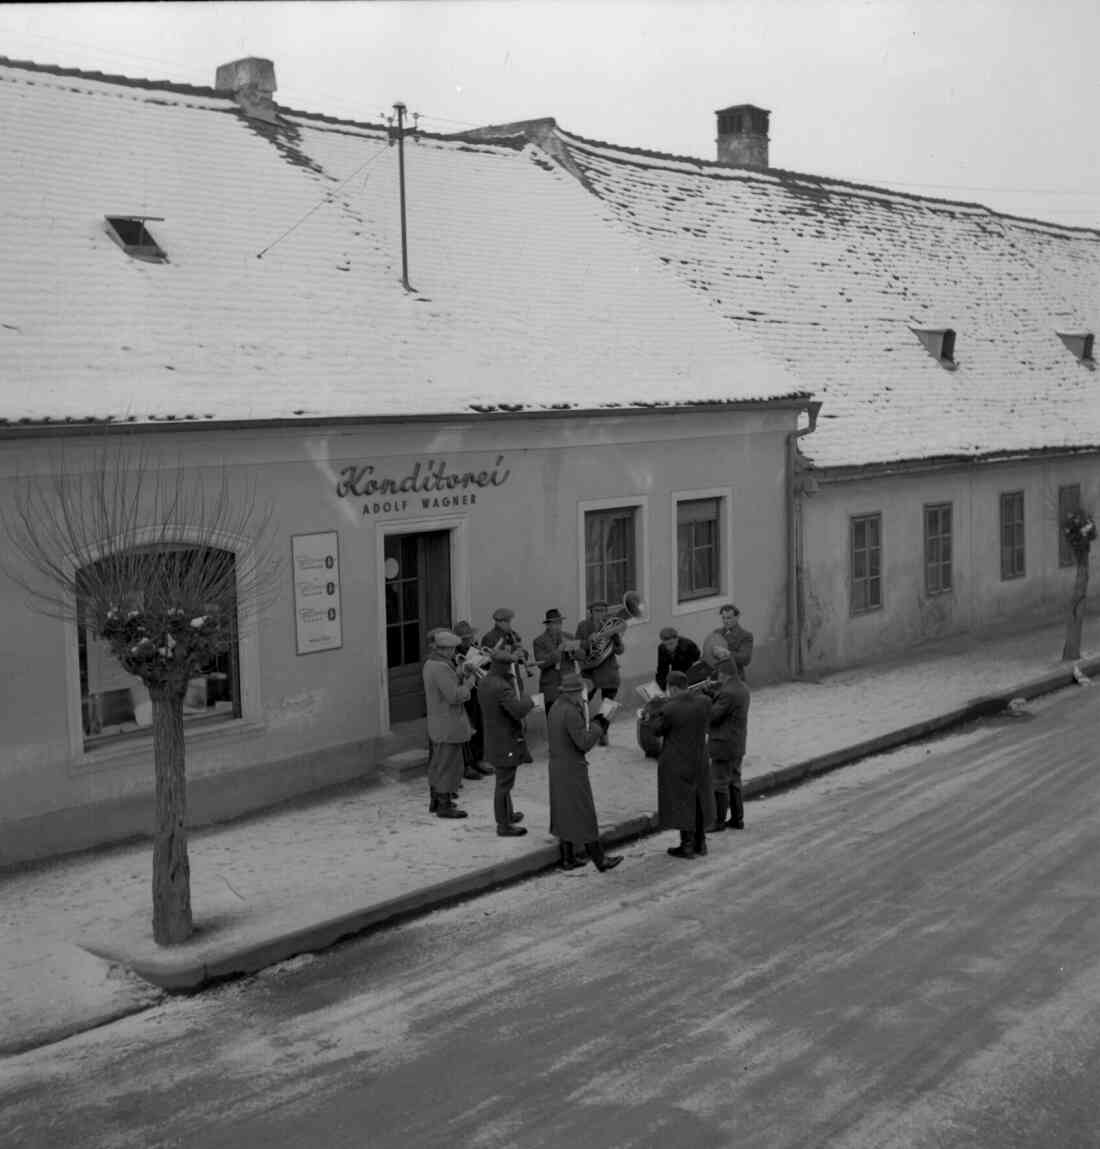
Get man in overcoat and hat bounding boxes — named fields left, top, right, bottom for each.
left=707, top=658, right=751, bottom=830
left=576, top=600, right=623, bottom=746
left=453, top=620, right=492, bottom=778
left=546, top=672, right=623, bottom=872
left=483, top=607, right=530, bottom=696
left=421, top=630, right=474, bottom=819
left=532, top=608, right=581, bottom=709
left=653, top=670, right=716, bottom=859
left=477, top=648, right=535, bottom=837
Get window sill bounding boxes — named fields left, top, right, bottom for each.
left=849, top=604, right=884, bottom=617
left=672, top=592, right=728, bottom=619
left=75, top=717, right=267, bottom=774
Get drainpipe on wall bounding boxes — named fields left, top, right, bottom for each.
left=786, top=401, right=822, bottom=678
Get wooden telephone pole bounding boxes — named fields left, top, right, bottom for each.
left=387, top=102, right=419, bottom=292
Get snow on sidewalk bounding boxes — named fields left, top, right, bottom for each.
left=0, top=618, right=1092, bottom=1056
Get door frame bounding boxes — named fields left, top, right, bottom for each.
left=376, top=516, right=470, bottom=735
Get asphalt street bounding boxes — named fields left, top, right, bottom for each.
left=2, top=687, right=1099, bottom=1149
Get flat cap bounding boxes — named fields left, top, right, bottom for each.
left=560, top=672, right=587, bottom=693
left=492, top=607, right=515, bottom=622
left=433, top=630, right=462, bottom=649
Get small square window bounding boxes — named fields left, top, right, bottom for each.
left=105, top=216, right=168, bottom=263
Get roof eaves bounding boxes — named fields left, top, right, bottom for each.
left=0, top=53, right=221, bottom=99
left=816, top=444, right=1100, bottom=481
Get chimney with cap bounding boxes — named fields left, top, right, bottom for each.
left=715, top=104, right=770, bottom=169
left=215, top=57, right=278, bottom=124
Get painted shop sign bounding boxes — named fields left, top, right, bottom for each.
left=291, top=531, right=343, bottom=655
left=335, top=455, right=512, bottom=517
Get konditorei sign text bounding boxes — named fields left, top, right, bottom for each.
left=335, top=455, right=512, bottom=516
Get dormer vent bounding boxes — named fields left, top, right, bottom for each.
left=104, top=216, right=167, bottom=263
left=1056, top=331, right=1095, bottom=364
left=911, top=327, right=957, bottom=369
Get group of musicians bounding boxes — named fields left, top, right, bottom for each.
left=421, top=599, right=754, bottom=871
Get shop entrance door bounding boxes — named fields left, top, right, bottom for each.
left=384, top=530, right=453, bottom=725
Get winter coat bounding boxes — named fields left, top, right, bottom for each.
left=477, top=667, right=535, bottom=768
left=708, top=677, right=750, bottom=763
left=653, top=692, right=716, bottom=832
left=547, top=693, right=603, bottom=844
left=576, top=618, right=623, bottom=693
left=422, top=653, right=474, bottom=744
left=532, top=628, right=579, bottom=698
left=655, top=637, right=702, bottom=690
left=701, top=623, right=754, bottom=674
left=483, top=624, right=529, bottom=695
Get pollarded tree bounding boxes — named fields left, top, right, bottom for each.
left=1061, top=507, right=1096, bottom=661
left=0, top=434, right=280, bottom=945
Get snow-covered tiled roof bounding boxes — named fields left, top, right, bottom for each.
left=505, top=124, right=1100, bottom=469
left=0, top=57, right=808, bottom=428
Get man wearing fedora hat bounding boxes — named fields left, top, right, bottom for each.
left=546, top=672, right=623, bottom=872
left=477, top=647, right=536, bottom=837
left=532, top=608, right=581, bottom=710
left=421, top=629, right=475, bottom=819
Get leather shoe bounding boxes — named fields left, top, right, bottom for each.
left=510, top=811, right=525, bottom=824
left=463, top=768, right=483, bottom=780
left=497, top=824, right=528, bottom=837
left=475, top=763, right=495, bottom=777
left=436, top=806, right=468, bottom=819
left=694, top=841, right=708, bottom=856
left=728, top=821, right=745, bottom=830
left=667, top=844, right=696, bottom=859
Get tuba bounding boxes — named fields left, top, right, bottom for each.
left=581, top=591, right=645, bottom=670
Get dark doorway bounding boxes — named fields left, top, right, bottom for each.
left=384, top=530, right=453, bottom=724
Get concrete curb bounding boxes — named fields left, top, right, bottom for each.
left=66, top=656, right=1100, bottom=1003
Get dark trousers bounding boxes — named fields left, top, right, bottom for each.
left=493, top=764, right=518, bottom=828
left=464, top=691, right=483, bottom=762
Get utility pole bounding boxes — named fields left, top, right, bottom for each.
left=387, top=102, right=419, bottom=293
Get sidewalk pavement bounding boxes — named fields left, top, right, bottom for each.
left=2, top=619, right=1097, bottom=1058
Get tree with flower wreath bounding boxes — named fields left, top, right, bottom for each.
left=1, top=436, right=279, bottom=945
left=1061, top=506, right=1097, bottom=661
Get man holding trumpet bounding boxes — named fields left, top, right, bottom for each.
left=532, top=608, right=582, bottom=710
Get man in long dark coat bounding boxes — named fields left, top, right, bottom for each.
left=532, top=608, right=581, bottom=710
left=707, top=659, right=751, bottom=830
left=546, top=672, right=623, bottom=872
left=421, top=630, right=474, bottom=819
left=653, top=671, right=716, bottom=859
left=477, top=649, right=535, bottom=837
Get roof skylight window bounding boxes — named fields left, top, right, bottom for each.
left=104, top=216, right=168, bottom=263
left=911, top=327, right=957, bottom=369
left=1056, top=331, right=1095, bottom=365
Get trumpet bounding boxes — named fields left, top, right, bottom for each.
left=582, top=590, right=645, bottom=669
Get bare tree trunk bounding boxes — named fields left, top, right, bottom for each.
left=1062, top=555, right=1090, bottom=661
left=151, top=687, right=193, bottom=945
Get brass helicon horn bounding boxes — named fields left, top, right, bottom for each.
left=583, top=590, right=645, bottom=668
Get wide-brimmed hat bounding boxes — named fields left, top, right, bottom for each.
left=560, top=672, right=587, bottom=694
left=659, top=626, right=678, bottom=641
left=492, top=607, right=515, bottom=622
left=433, top=630, right=462, bottom=649
left=543, top=608, right=565, bottom=624
left=453, top=620, right=475, bottom=638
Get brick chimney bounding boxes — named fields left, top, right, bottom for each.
left=715, top=104, right=770, bottom=169
left=215, top=57, right=278, bottom=124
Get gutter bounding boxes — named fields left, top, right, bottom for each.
left=787, top=401, right=823, bottom=678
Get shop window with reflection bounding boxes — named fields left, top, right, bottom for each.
left=585, top=507, right=638, bottom=608
left=77, top=544, right=241, bottom=747
left=677, top=497, right=721, bottom=602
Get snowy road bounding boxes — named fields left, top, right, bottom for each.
left=3, top=688, right=1100, bottom=1149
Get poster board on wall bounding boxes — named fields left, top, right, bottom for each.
left=291, top=531, right=342, bottom=655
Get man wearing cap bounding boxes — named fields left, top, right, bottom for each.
left=421, top=630, right=475, bottom=818
left=653, top=670, right=716, bottom=859
left=478, top=648, right=536, bottom=837
left=453, top=620, right=492, bottom=778
left=701, top=603, right=754, bottom=679
left=576, top=601, right=623, bottom=746
left=707, top=658, right=751, bottom=831
left=532, top=609, right=581, bottom=710
left=483, top=607, right=530, bottom=696
left=655, top=627, right=701, bottom=692
left=547, top=673, right=623, bottom=872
